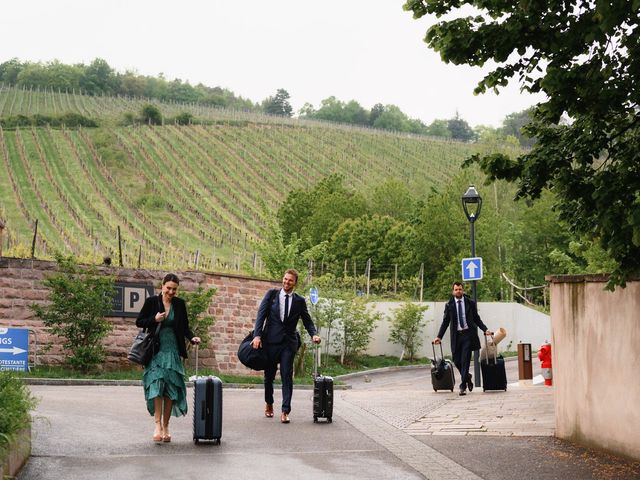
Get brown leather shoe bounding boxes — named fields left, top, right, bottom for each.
left=265, top=404, right=274, bottom=418
left=280, top=412, right=290, bottom=424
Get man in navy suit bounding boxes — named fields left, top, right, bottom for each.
left=434, top=282, right=492, bottom=396
left=252, top=269, right=321, bottom=423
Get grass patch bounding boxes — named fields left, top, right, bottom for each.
left=17, top=354, right=430, bottom=385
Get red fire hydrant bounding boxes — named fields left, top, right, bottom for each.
left=537, top=342, right=552, bottom=386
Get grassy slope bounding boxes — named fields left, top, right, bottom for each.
left=0, top=87, right=518, bottom=272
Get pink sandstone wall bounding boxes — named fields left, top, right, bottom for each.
left=0, top=257, right=278, bottom=375
left=547, top=274, right=640, bottom=461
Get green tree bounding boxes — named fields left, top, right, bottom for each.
left=262, top=88, right=293, bottom=117
left=404, top=0, right=640, bottom=287
left=181, top=286, right=217, bottom=350
left=331, top=296, right=381, bottom=365
left=447, top=113, right=475, bottom=142
left=425, top=119, right=451, bottom=138
left=278, top=175, right=368, bottom=251
left=388, top=302, right=429, bottom=361
left=500, top=109, right=536, bottom=148
left=140, top=103, right=162, bottom=125
left=30, top=254, right=115, bottom=372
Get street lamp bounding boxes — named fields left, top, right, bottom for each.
left=462, top=185, right=482, bottom=387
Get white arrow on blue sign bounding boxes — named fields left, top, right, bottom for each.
left=309, top=287, right=319, bottom=305
left=0, top=327, right=29, bottom=372
left=461, top=257, right=483, bottom=281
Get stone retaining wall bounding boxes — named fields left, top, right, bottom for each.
left=0, top=257, right=278, bottom=375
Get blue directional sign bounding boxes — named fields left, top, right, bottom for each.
left=0, top=327, right=29, bottom=372
left=461, top=257, right=483, bottom=281
left=309, top=287, right=319, bottom=305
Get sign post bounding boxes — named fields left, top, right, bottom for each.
left=0, top=327, right=29, bottom=372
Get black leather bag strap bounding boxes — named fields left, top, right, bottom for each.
left=261, top=288, right=278, bottom=335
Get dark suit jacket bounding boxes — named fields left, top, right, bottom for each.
left=253, top=288, right=317, bottom=350
left=437, top=294, right=488, bottom=354
left=136, top=295, right=195, bottom=359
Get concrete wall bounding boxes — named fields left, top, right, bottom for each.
left=319, top=300, right=550, bottom=358
left=547, top=275, right=640, bottom=461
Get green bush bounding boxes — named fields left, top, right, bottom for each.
left=0, top=371, right=37, bottom=461
left=31, top=253, right=116, bottom=372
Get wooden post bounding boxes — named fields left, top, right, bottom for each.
left=117, top=226, right=123, bottom=267
left=366, top=258, right=371, bottom=297
left=419, top=262, right=424, bottom=302
left=31, top=219, right=38, bottom=258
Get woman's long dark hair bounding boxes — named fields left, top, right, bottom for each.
left=162, top=273, right=180, bottom=285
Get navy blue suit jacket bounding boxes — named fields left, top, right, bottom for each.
left=437, top=294, right=488, bottom=355
left=253, top=288, right=317, bottom=350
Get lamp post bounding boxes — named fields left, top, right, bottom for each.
left=462, top=185, right=483, bottom=387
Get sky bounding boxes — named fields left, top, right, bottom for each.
left=0, top=0, right=545, bottom=127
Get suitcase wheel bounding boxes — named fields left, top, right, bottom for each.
left=433, top=387, right=437, bottom=392
left=313, top=416, right=318, bottom=423
left=327, top=417, right=332, bottom=423
left=194, top=438, right=199, bottom=445
left=450, top=388, right=453, bottom=392
left=483, top=388, right=486, bottom=392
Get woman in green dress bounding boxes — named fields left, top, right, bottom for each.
left=136, top=273, right=201, bottom=443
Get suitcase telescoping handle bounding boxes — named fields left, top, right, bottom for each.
left=314, top=342, right=320, bottom=378
left=194, top=343, right=199, bottom=378
left=431, top=341, right=444, bottom=363
left=484, top=334, right=498, bottom=364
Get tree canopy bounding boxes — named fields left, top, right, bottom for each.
left=404, top=0, right=640, bottom=287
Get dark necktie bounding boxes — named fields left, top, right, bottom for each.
left=284, top=294, right=290, bottom=322
left=457, top=300, right=465, bottom=329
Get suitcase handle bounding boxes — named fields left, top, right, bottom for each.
left=431, top=341, right=444, bottom=364
left=314, top=343, right=320, bottom=378
left=194, top=344, right=199, bottom=377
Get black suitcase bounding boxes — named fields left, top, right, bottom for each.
left=431, top=342, right=455, bottom=392
left=313, top=344, right=333, bottom=423
left=481, top=335, right=507, bottom=392
left=192, top=348, right=223, bottom=444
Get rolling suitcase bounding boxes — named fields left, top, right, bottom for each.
left=192, top=347, right=223, bottom=444
left=431, top=341, right=455, bottom=392
left=481, top=335, right=507, bottom=392
left=313, top=344, right=333, bottom=423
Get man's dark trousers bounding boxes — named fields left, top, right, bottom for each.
left=453, top=330, right=473, bottom=391
left=264, top=341, right=295, bottom=413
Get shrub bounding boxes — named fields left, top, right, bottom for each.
left=180, top=286, right=217, bottom=350
left=31, top=253, right=116, bottom=372
left=331, top=296, right=381, bottom=365
left=388, top=302, right=429, bottom=361
left=0, top=371, right=37, bottom=461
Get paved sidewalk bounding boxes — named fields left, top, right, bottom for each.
left=18, top=364, right=640, bottom=480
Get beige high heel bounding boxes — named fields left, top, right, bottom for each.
left=162, top=423, right=171, bottom=443
left=153, top=421, right=163, bottom=443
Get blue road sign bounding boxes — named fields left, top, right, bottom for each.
left=0, top=327, right=29, bottom=372
left=461, top=257, right=483, bottom=281
left=309, top=287, right=319, bottom=305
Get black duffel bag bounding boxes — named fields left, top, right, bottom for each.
left=237, top=331, right=268, bottom=371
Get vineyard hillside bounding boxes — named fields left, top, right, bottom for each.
left=0, top=86, right=515, bottom=273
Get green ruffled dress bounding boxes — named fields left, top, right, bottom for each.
left=143, top=307, right=188, bottom=417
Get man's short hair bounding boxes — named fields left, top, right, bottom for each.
left=285, top=269, right=299, bottom=283
left=452, top=281, right=464, bottom=288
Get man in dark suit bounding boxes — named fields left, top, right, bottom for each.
left=251, top=269, right=321, bottom=423
left=434, top=282, right=492, bottom=396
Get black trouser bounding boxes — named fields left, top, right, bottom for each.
left=263, top=341, right=295, bottom=413
left=453, top=329, right=473, bottom=391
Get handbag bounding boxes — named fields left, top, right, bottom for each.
left=128, top=321, right=161, bottom=366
